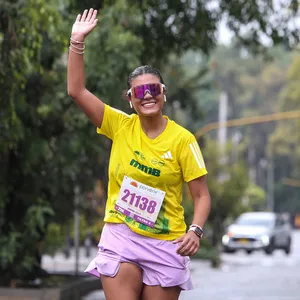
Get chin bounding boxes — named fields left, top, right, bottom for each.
left=139, top=108, right=161, bottom=117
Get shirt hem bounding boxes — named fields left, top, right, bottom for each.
left=103, top=220, right=185, bottom=241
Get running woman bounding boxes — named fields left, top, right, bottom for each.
left=68, top=8, right=211, bottom=300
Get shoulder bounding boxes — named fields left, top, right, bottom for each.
left=104, top=105, right=138, bottom=125
left=168, top=118, right=195, bottom=142
left=105, top=104, right=134, bottom=118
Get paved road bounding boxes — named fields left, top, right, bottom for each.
left=181, top=230, right=300, bottom=300
left=42, top=230, right=300, bottom=300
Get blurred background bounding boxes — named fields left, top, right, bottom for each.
left=1, top=0, right=300, bottom=299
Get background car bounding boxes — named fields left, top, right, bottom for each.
left=222, top=212, right=292, bottom=255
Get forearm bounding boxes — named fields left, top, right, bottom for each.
left=191, top=195, right=211, bottom=228
left=67, top=33, right=86, bottom=98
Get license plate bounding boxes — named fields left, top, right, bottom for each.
left=238, top=239, right=249, bottom=244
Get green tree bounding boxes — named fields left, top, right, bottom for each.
left=269, top=54, right=300, bottom=213
left=0, top=0, right=68, bottom=285
left=127, top=0, right=299, bottom=64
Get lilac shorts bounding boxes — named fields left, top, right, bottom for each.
left=84, top=223, right=193, bottom=290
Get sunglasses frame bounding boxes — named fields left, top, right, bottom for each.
left=127, top=83, right=166, bottom=99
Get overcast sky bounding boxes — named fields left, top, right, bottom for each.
left=215, top=0, right=300, bottom=46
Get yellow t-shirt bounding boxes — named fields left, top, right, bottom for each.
left=97, top=105, right=207, bottom=240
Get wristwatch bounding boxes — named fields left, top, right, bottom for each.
left=188, top=224, right=204, bottom=239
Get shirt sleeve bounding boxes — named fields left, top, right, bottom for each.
left=96, top=104, right=131, bottom=140
left=178, top=134, right=208, bottom=182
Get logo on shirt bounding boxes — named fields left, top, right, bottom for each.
left=161, top=151, right=173, bottom=160
left=134, top=150, right=145, bottom=160
left=129, top=159, right=161, bottom=177
left=151, top=158, right=165, bottom=167
left=189, top=142, right=206, bottom=168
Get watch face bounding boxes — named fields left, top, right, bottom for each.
left=192, top=227, right=203, bottom=238
left=195, top=227, right=202, bottom=235
left=189, top=225, right=203, bottom=238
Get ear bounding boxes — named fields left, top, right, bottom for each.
left=122, top=89, right=131, bottom=101
left=127, top=88, right=132, bottom=99
left=162, top=84, right=167, bottom=94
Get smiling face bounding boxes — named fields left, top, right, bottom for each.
left=129, top=74, right=166, bottom=117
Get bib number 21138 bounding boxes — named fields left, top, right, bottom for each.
left=115, top=176, right=165, bottom=228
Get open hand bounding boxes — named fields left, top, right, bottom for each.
left=71, top=8, right=98, bottom=41
left=173, top=231, right=200, bottom=256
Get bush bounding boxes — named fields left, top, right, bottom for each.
left=43, top=223, right=64, bottom=257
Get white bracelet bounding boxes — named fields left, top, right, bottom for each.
left=188, top=224, right=204, bottom=238
left=70, top=37, right=85, bottom=44
left=189, top=224, right=203, bottom=231
left=69, top=46, right=84, bottom=55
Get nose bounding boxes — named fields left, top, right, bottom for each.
left=143, top=90, right=152, bottom=99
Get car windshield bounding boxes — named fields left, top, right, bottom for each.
left=235, top=217, right=273, bottom=227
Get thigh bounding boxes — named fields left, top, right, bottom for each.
left=101, top=262, right=143, bottom=300
left=141, top=284, right=181, bottom=300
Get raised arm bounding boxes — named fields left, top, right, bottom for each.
left=68, top=8, right=105, bottom=128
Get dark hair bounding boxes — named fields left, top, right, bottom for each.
left=127, top=65, right=165, bottom=89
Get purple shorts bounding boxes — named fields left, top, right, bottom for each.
left=84, top=223, right=193, bottom=290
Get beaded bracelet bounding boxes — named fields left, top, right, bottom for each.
left=70, top=37, right=85, bottom=44
left=69, top=46, right=84, bottom=55
left=70, top=43, right=85, bottom=51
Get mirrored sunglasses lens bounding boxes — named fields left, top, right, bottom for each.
left=133, top=84, right=161, bottom=99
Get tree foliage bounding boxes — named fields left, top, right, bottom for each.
left=269, top=54, right=300, bottom=213
left=194, top=44, right=299, bottom=215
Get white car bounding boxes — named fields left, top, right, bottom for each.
left=222, top=212, right=292, bottom=255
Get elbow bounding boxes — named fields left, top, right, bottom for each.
left=67, top=85, right=77, bottom=98
left=67, top=86, right=84, bottom=100
left=68, top=89, right=75, bottom=99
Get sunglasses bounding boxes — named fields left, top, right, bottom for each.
left=127, top=83, right=166, bottom=99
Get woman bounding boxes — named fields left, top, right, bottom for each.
left=68, top=8, right=211, bottom=300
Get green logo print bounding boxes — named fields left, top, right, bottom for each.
left=130, top=159, right=161, bottom=177
left=138, top=201, right=170, bottom=235
left=134, top=150, right=145, bottom=160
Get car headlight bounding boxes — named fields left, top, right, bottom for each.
left=222, top=235, right=230, bottom=245
left=261, top=235, right=270, bottom=245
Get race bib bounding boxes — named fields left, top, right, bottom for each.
left=115, top=176, right=166, bottom=227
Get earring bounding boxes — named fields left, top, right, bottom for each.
left=164, top=95, right=167, bottom=102
left=129, top=101, right=133, bottom=108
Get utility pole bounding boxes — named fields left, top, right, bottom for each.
left=212, top=91, right=229, bottom=258
left=218, top=91, right=228, bottom=151
left=74, top=186, right=80, bottom=276
left=218, top=91, right=229, bottom=182
left=267, top=159, right=274, bottom=212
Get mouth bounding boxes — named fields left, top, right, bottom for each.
left=141, top=101, right=157, bottom=108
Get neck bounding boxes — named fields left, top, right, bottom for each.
left=139, top=114, right=167, bottom=139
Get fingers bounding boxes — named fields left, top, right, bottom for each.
left=81, top=9, right=88, bottom=22
left=176, top=233, right=200, bottom=256
left=92, top=19, right=98, bottom=26
left=79, top=8, right=98, bottom=23
left=177, top=242, right=199, bottom=256
left=172, top=236, right=184, bottom=244
left=91, top=9, right=98, bottom=22
left=86, top=8, right=94, bottom=22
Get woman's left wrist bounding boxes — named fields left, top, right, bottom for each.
left=188, top=224, right=204, bottom=239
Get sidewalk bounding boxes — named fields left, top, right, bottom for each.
left=41, top=247, right=98, bottom=274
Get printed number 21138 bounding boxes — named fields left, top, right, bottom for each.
left=121, top=189, right=157, bottom=214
